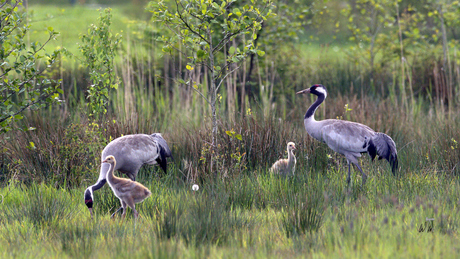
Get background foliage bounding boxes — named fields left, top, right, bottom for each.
left=0, top=0, right=62, bottom=133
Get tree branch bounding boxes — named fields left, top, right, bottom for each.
left=174, top=0, right=210, bottom=45
left=0, top=88, right=56, bottom=124
left=216, top=64, right=241, bottom=92
left=186, top=69, right=211, bottom=106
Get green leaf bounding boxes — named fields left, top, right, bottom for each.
left=257, top=50, right=265, bottom=56
left=229, top=46, right=236, bottom=54
left=27, top=141, right=36, bottom=150
left=197, top=49, right=206, bottom=59
left=233, top=8, right=241, bottom=17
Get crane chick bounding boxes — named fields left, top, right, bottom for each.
left=270, top=142, right=297, bottom=176
left=102, top=155, right=151, bottom=220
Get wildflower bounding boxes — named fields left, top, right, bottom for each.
left=192, top=184, right=199, bottom=191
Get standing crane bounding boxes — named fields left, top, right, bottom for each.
left=102, top=155, right=151, bottom=220
left=84, top=133, right=172, bottom=218
left=297, top=84, right=398, bottom=185
left=270, top=142, right=297, bottom=176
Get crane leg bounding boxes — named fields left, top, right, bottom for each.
left=353, top=162, right=367, bottom=185
left=346, top=162, right=351, bottom=186
left=111, top=206, right=123, bottom=218
left=346, top=155, right=367, bottom=186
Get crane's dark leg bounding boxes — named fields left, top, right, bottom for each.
left=351, top=161, right=367, bottom=186
left=346, top=161, right=352, bottom=186
left=111, top=207, right=123, bottom=218
left=121, top=200, right=128, bottom=220
left=126, top=172, right=136, bottom=181
left=346, top=155, right=367, bottom=186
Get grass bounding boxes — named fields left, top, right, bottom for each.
left=28, top=4, right=138, bottom=55
left=1, top=166, right=459, bottom=258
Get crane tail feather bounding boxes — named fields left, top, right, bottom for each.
left=151, top=133, right=173, bottom=174
left=156, top=157, right=167, bottom=174
left=369, top=133, right=398, bottom=174
left=391, top=155, right=398, bottom=175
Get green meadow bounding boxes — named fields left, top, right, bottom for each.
left=1, top=1, right=460, bottom=258
left=1, top=168, right=459, bottom=258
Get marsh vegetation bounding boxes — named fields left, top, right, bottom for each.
left=1, top=0, right=460, bottom=257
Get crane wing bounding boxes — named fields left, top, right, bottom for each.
left=320, top=120, right=375, bottom=154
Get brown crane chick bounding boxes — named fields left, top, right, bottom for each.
left=270, top=142, right=297, bottom=176
left=102, top=155, right=151, bottom=220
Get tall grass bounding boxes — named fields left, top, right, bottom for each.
left=1, top=164, right=460, bottom=257
left=3, top=85, right=458, bottom=188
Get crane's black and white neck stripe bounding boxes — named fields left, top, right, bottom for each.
left=303, top=84, right=327, bottom=120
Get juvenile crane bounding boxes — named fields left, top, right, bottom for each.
left=102, top=155, right=151, bottom=219
left=84, top=133, right=172, bottom=218
left=270, top=142, right=297, bottom=176
left=297, top=84, right=398, bottom=185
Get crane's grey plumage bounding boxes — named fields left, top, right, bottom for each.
left=103, top=155, right=151, bottom=220
left=297, top=84, right=398, bottom=185
left=84, top=133, right=172, bottom=218
left=270, top=142, right=297, bottom=176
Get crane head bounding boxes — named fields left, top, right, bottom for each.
left=297, top=84, right=327, bottom=97
left=287, top=142, right=296, bottom=151
left=84, top=188, right=94, bottom=219
left=102, top=155, right=116, bottom=164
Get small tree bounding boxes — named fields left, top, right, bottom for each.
left=341, top=0, right=396, bottom=85
left=78, top=8, right=121, bottom=120
left=0, top=0, right=62, bottom=134
left=149, top=0, right=275, bottom=173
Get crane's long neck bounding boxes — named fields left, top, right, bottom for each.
left=287, top=149, right=296, bottom=165
left=88, top=179, right=106, bottom=192
left=303, top=93, right=326, bottom=141
left=304, top=93, right=325, bottom=121
left=106, top=161, right=117, bottom=184
left=84, top=163, right=110, bottom=201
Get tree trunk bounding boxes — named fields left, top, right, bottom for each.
left=208, top=28, right=218, bottom=175
left=439, top=5, right=453, bottom=116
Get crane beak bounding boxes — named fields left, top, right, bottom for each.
left=296, top=88, right=311, bottom=95
left=89, top=208, right=93, bottom=219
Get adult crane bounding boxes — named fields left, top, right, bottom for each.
left=297, top=84, right=398, bottom=185
left=84, top=133, right=172, bottom=218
